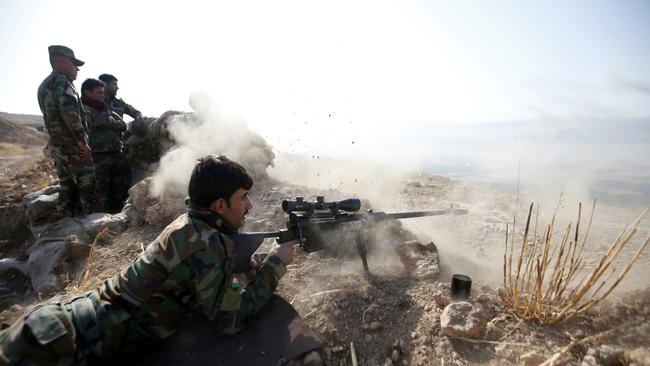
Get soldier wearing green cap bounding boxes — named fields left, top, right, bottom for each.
left=38, top=45, right=98, bottom=216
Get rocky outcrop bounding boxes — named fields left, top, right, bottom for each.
left=27, top=238, right=71, bottom=293
left=396, top=240, right=440, bottom=279
left=23, top=185, right=59, bottom=224
left=440, top=301, right=486, bottom=337
left=128, top=177, right=184, bottom=226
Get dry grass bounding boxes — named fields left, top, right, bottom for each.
left=501, top=199, right=649, bottom=325
left=64, top=227, right=110, bottom=293
left=0, top=143, right=27, bottom=156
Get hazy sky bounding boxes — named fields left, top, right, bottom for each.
left=1, top=0, right=649, bottom=164
left=1, top=0, right=648, bottom=124
left=1, top=0, right=649, bottom=203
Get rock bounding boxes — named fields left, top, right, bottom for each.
left=9, top=304, right=22, bottom=313
left=392, top=349, right=400, bottom=364
left=31, top=216, right=86, bottom=242
left=28, top=238, right=71, bottom=293
left=586, top=346, right=624, bottom=366
left=581, top=355, right=601, bottom=366
left=624, top=347, right=650, bottom=366
left=432, top=290, right=450, bottom=307
left=0, top=258, right=29, bottom=276
left=121, top=203, right=144, bottom=225
left=495, top=344, right=515, bottom=361
left=23, top=184, right=61, bottom=203
left=125, top=178, right=185, bottom=226
left=440, top=302, right=485, bottom=337
left=0, top=202, right=29, bottom=248
left=81, top=212, right=129, bottom=238
left=364, top=321, right=383, bottom=332
left=496, top=287, right=509, bottom=301
left=520, top=351, right=545, bottom=366
left=128, top=178, right=157, bottom=211
left=24, top=192, right=58, bottom=223
left=30, top=211, right=128, bottom=244
left=302, top=350, right=322, bottom=366
left=396, top=240, right=440, bottom=279
left=143, top=198, right=184, bottom=226
left=22, top=185, right=59, bottom=202
left=598, top=346, right=623, bottom=366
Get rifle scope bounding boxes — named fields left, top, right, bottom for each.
left=282, top=196, right=361, bottom=213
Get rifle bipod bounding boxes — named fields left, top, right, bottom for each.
left=355, top=231, right=369, bottom=272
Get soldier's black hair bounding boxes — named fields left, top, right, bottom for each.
left=98, top=74, right=118, bottom=83
left=189, top=155, right=253, bottom=208
left=81, top=78, right=105, bottom=95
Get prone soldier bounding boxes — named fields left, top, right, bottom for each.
left=37, top=45, right=97, bottom=216
left=80, top=78, right=130, bottom=213
left=0, top=155, right=296, bottom=365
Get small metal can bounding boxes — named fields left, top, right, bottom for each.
left=450, top=274, right=472, bottom=299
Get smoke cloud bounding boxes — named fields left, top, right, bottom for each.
left=151, top=92, right=275, bottom=198
left=147, top=93, right=648, bottom=291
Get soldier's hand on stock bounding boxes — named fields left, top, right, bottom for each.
left=268, top=239, right=299, bottom=266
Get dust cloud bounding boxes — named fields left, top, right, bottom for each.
left=148, top=94, right=648, bottom=291
left=150, top=92, right=275, bottom=198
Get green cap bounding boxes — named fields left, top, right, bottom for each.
left=48, top=45, right=84, bottom=66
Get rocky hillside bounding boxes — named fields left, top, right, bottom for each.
left=0, top=112, right=648, bottom=364
left=0, top=112, right=45, bottom=146
left=0, top=166, right=648, bottom=365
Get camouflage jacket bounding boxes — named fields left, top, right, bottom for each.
left=87, top=205, right=286, bottom=355
left=83, top=102, right=127, bottom=153
left=106, top=96, right=142, bottom=120
left=37, top=72, right=89, bottom=155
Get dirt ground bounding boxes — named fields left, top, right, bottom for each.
left=0, top=124, right=649, bottom=365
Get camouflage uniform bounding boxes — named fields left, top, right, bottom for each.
left=106, top=96, right=140, bottom=188
left=0, top=205, right=286, bottom=365
left=37, top=71, right=97, bottom=215
left=105, top=96, right=142, bottom=120
left=83, top=102, right=130, bottom=213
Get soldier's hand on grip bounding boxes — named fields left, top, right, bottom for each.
left=268, top=239, right=298, bottom=266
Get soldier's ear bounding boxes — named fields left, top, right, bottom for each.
left=210, top=198, right=228, bottom=215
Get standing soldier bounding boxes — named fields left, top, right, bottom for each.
left=37, top=45, right=97, bottom=216
left=98, top=73, right=143, bottom=127
left=99, top=73, right=142, bottom=186
left=81, top=79, right=130, bottom=213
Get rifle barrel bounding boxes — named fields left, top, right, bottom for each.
left=380, top=208, right=468, bottom=220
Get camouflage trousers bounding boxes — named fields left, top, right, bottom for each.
left=52, top=149, right=97, bottom=216
left=93, top=152, right=131, bottom=213
left=0, top=292, right=145, bottom=365
left=0, top=296, right=85, bottom=365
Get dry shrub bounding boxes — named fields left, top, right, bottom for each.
left=501, top=199, right=649, bottom=325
